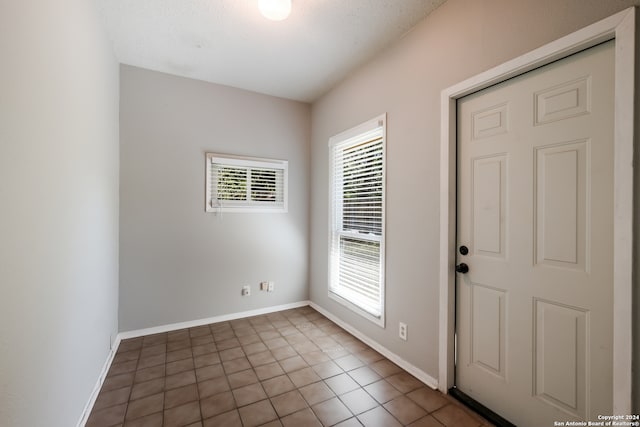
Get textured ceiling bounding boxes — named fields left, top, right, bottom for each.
left=97, top=0, right=446, bottom=102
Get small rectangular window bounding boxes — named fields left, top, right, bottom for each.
left=328, top=114, right=386, bottom=326
left=206, top=153, right=288, bottom=213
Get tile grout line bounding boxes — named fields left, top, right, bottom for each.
left=191, top=330, right=203, bottom=426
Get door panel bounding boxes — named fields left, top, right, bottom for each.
left=533, top=299, right=588, bottom=419
left=470, top=282, right=506, bottom=378
left=535, top=140, right=588, bottom=270
left=456, top=41, right=614, bottom=426
left=472, top=155, right=507, bottom=257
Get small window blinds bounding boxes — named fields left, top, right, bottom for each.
left=206, top=154, right=288, bottom=213
left=328, top=114, right=386, bottom=325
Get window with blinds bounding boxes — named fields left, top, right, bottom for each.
left=206, top=153, right=288, bottom=213
left=328, top=114, right=386, bottom=326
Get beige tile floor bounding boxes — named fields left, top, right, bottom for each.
left=87, top=306, right=492, bottom=426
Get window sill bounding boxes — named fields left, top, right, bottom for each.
left=328, top=290, right=385, bottom=328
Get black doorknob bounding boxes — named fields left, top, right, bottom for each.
left=455, top=263, right=469, bottom=274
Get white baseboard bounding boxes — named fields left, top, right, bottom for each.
left=309, top=302, right=439, bottom=390
left=76, top=334, right=122, bottom=427
left=118, top=301, right=311, bottom=340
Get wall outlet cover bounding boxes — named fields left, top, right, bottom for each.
left=399, top=322, right=408, bottom=341
left=242, top=285, right=251, bottom=296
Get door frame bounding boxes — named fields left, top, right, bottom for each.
left=438, top=7, right=636, bottom=415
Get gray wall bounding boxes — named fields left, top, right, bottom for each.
left=0, top=1, right=120, bottom=426
left=119, top=66, right=310, bottom=331
left=309, top=0, right=639, bottom=407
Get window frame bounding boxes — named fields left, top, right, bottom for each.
left=205, top=153, right=288, bottom=213
left=328, top=114, right=386, bottom=327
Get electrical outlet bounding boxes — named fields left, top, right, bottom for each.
left=399, top=322, right=408, bottom=341
left=267, top=281, right=274, bottom=292
left=260, top=281, right=268, bottom=291
left=242, top=285, right=251, bottom=296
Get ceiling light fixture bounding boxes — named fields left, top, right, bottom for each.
left=258, top=0, right=291, bottom=21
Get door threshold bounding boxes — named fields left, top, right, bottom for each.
left=448, top=387, right=517, bottom=427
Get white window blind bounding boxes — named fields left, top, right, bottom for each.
left=329, top=114, right=386, bottom=324
left=206, top=154, right=288, bottom=213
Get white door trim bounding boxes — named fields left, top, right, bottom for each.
left=438, top=7, right=636, bottom=415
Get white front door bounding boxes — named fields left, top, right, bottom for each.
left=456, top=40, right=614, bottom=426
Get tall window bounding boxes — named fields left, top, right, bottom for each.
left=206, top=153, right=288, bottom=213
left=329, top=114, right=386, bottom=326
